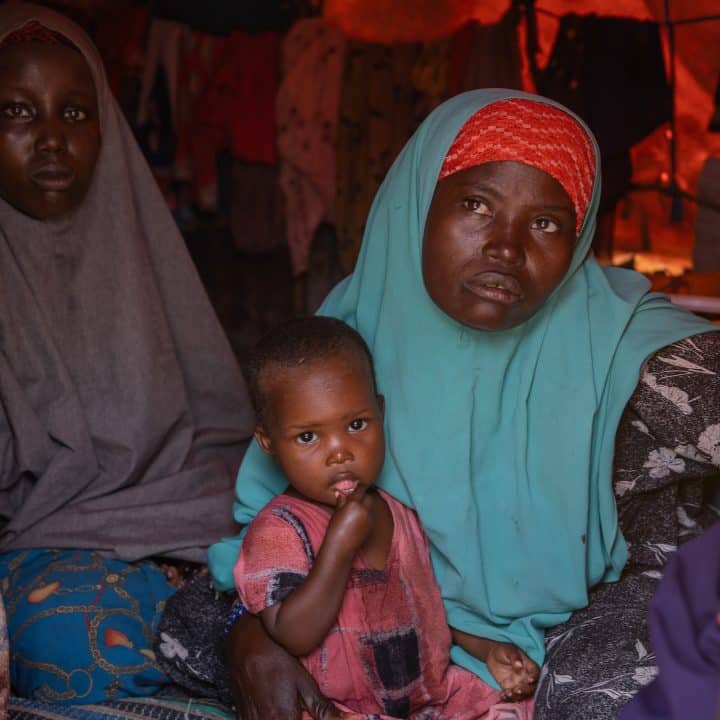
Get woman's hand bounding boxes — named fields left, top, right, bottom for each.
left=485, top=641, right=539, bottom=701
left=225, top=612, right=342, bottom=720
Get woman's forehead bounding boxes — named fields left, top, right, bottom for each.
left=435, top=98, right=595, bottom=234
left=0, top=14, right=104, bottom=107
left=0, top=40, right=95, bottom=95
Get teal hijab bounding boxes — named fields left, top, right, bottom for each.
left=210, top=89, right=715, bottom=684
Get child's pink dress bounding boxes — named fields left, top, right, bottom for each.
left=234, top=490, right=532, bottom=720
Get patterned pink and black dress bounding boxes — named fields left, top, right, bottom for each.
left=234, top=489, right=531, bottom=720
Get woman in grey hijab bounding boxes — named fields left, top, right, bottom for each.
left=0, top=3, right=253, bottom=703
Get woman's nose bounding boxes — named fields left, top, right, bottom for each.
left=35, top=119, right=68, bottom=154
left=482, top=223, right=524, bottom=265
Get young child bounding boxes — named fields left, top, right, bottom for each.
left=234, top=316, right=535, bottom=719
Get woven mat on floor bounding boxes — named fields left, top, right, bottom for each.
left=8, top=696, right=234, bottom=720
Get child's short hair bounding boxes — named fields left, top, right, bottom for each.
left=244, top=316, right=377, bottom=426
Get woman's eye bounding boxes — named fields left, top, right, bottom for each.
left=462, top=198, right=491, bottom=215
left=296, top=431, right=317, bottom=445
left=1, top=103, right=32, bottom=120
left=348, top=419, right=368, bottom=432
left=532, top=217, right=560, bottom=233
left=64, top=107, right=89, bottom=122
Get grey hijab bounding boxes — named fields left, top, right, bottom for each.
left=0, top=3, right=254, bottom=562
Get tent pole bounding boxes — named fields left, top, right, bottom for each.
left=664, top=0, right=684, bottom=222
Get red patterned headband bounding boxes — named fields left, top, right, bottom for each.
left=439, top=99, right=596, bottom=233
left=0, top=20, right=66, bottom=49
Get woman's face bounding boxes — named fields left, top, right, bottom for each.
left=0, top=41, right=100, bottom=220
left=422, top=160, right=577, bottom=331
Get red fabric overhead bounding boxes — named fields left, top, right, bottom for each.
left=323, top=0, right=720, bottom=45
left=323, top=0, right=659, bottom=44
left=323, top=0, right=505, bottom=43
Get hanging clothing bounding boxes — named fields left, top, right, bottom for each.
left=538, top=14, right=671, bottom=209
left=539, top=14, right=671, bottom=157
left=411, top=38, right=452, bottom=124
left=174, top=31, right=228, bottom=185
left=447, top=11, right=523, bottom=97
left=230, top=160, right=285, bottom=255
left=235, top=490, right=530, bottom=720
left=136, top=18, right=184, bottom=132
left=276, top=18, right=346, bottom=276
left=93, top=4, right=147, bottom=105
left=0, top=4, right=254, bottom=563
left=210, top=89, right=716, bottom=690
left=334, top=41, right=448, bottom=272
left=183, top=30, right=280, bottom=211
left=304, top=223, right=345, bottom=315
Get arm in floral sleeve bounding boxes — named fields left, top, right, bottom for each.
left=613, top=331, right=720, bottom=567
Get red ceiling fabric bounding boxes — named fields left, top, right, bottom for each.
left=322, top=0, right=658, bottom=44
left=323, top=0, right=506, bottom=43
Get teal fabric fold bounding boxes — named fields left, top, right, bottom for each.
left=210, top=89, right=716, bottom=686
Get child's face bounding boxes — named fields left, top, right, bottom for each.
left=0, top=41, right=100, bottom=220
left=256, top=349, right=385, bottom=509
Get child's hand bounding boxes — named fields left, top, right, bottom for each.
left=324, top=489, right=373, bottom=558
left=486, top=641, right=539, bottom=701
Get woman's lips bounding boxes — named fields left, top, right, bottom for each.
left=464, top=271, right=523, bottom=305
left=31, top=165, right=75, bottom=191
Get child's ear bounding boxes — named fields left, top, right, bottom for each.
left=254, top=426, right=274, bottom=456
left=376, top=394, right=385, bottom=418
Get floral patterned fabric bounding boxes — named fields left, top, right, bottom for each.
left=535, top=331, right=720, bottom=719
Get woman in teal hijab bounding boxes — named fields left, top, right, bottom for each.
left=209, top=90, right=720, bottom=719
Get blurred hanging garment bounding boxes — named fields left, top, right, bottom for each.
left=174, top=32, right=227, bottom=187
left=180, top=31, right=280, bottom=211
left=94, top=4, right=148, bottom=106
left=538, top=15, right=672, bottom=155
left=136, top=18, right=184, bottom=132
left=276, top=18, right=347, bottom=276
left=230, top=160, right=285, bottom=255
left=447, top=10, right=523, bottom=97
left=133, top=18, right=184, bottom=168
left=335, top=40, right=449, bottom=272
left=538, top=15, right=671, bottom=211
